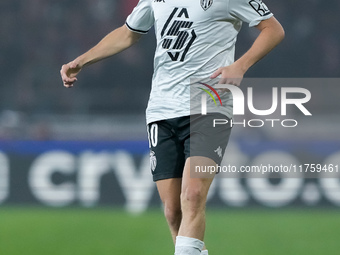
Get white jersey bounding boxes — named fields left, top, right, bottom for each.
left=126, top=0, right=273, bottom=124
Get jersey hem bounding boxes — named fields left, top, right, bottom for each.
left=249, top=13, right=274, bottom=27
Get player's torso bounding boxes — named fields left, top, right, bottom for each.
left=144, top=0, right=271, bottom=123
left=152, top=0, right=237, bottom=76
left=151, top=0, right=236, bottom=63
left=146, top=0, right=239, bottom=124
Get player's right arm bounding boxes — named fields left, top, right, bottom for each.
left=60, top=24, right=142, bottom=88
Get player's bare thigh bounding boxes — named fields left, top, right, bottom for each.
left=183, top=156, right=216, bottom=183
left=156, top=178, right=182, bottom=207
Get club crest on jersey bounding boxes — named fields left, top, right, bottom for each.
left=200, top=0, right=213, bottom=11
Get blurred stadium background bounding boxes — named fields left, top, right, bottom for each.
left=0, top=0, right=340, bottom=254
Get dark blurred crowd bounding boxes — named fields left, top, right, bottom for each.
left=0, top=0, right=340, bottom=116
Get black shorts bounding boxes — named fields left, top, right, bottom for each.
left=147, top=113, right=232, bottom=182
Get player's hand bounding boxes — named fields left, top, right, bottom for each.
left=210, top=63, right=245, bottom=87
left=60, top=59, right=83, bottom=88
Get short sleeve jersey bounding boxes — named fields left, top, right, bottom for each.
left=126, top=0, right=273, bottom=124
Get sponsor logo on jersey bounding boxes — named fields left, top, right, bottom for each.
left=161, top=8, right=197, bottom=62
left=249, top=0, right=271, bottom=16
left=154, top=0, right=165, bottom=2
left=150, top=151, right=157, bottom=171
left=200, top=0, right=213, bottom=11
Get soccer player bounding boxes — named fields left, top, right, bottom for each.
left=60, top=0, right=284, bottom=254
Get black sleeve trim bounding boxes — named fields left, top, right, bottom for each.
left=125, top=22, right=149, bottom=34
left=263, top=12, right=272, bottom=17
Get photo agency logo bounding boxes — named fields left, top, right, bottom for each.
left=199, top=82, right=312, bottom=128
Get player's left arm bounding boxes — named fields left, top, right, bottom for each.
left=211, top=16, right=285, bottom=85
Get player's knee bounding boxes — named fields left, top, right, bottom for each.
left=181, top=186, right=206, bottom=208
left=164, top=204, right=182, bottom=226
